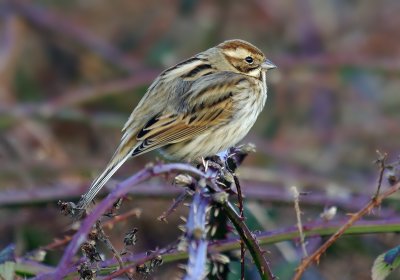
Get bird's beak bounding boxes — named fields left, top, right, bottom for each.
left=261, top=59, right=277, bottom=70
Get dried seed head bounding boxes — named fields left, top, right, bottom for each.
left=81, top=242, right=102, bottom=263
left=58, top=200, right=77, bottom=217
left=136, top=263, right=150, bottom=274
left=78, top=262, right=95, bottom=280
left=88, top=230, right=98, bottom=241
left=174, top=174, right=194, bottom=187
left=124, top=228, right=138, bottom=246
left=150, top=255, right=163, bottom=268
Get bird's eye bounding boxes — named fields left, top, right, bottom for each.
left=245, top=56, right=254, bottom=64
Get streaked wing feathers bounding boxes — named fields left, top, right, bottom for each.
left=131, top=99, right=233, bottom=156
left=119, top=71, right=246, bottom=158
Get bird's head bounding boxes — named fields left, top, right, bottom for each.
left=214, top=39, right=276, bottom=79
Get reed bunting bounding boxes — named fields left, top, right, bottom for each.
left=77, top=39, right=276, bottom=211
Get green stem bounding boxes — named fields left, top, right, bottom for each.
left=15, top=218, right=400, bottom=277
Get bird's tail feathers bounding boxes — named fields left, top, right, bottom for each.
left=76, top=150, right=131, bottom=212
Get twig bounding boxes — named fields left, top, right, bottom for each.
left=291, top=186, right=308, bottom=257
left=374, top=150, right=388, bottom=197
left=158, top=191, right=190, bottom=222
left=293, top=181, right=400, bottom=280
left=103, top=208, right=142, bottom=230
left=95, top=222, right=122, bottom=268
left=95, top=221, right=134, bottom=279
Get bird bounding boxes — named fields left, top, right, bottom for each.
left=76, top=39, right=276, bottom=212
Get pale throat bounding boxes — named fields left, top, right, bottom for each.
left=261, top=70, right=268, bottom=96
left=247, top=68, right=262, bottom=79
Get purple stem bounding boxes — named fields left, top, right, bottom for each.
left=29, top=216, right=400, bottom=278
left=33, top=163, right=205, bottom=280
left=110, top=216, right=400, bottom=265
left=184, top=191, right=210, bottom=280
left=2, top=183, right=393, bottom=215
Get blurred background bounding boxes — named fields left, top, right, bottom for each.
left=0, top=0, right=399, bottom=279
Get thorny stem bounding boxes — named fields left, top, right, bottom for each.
left=233, top=175, right=246, bottom=280
left=158, top=191, right=190, bottom=222
left=222, top=201, right=275, bottom=280
left=183, top=191, right=210, bottom=280
left=293, top=181, right=400, bottom=280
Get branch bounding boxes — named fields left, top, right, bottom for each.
left=294, top=181, right=400, bottom=279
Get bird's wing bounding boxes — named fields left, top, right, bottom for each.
left=76, top=72, right=247, bottom=212
left=128, top=71, right=248, bottom=156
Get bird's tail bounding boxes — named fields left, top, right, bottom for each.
left=76, top=149, right=132, bottom=212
